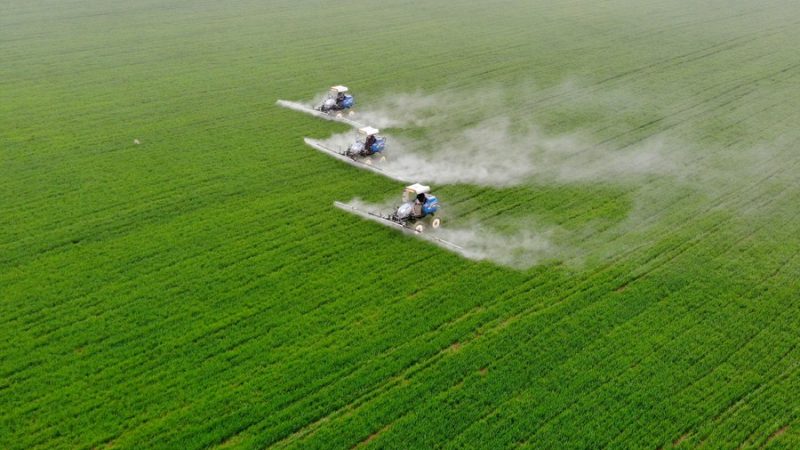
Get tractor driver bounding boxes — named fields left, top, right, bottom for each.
left=335, top=91, right=346, bottom=107
left=364, top=134, right=377, bottom=154
left=413, top=192, right=428, bottom=218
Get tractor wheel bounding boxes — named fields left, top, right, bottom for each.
left=432, top=218, right=441, bottom=229
left=364, top=158, right=373, bottom=166
left=414, top=224, right=425, bottom=234
left=348, top=110, right=355, bottom=116
left=379, top=155, right=387, bottom=162
left=336, top=112, right=343, bottom=118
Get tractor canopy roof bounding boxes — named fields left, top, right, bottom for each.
left=358, top=126, right=380, bottom=136
left=330, top=85, right=349, bottom=93
left=405, top=183, right=431, bottom=195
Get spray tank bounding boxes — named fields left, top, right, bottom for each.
left=396, top=203, right=414, bottom=219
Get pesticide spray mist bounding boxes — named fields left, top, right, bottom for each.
left=321, top=118, right=676, bottom=186
left=338, top=199, right=561, bottom=269
left=315, top=83, right=793, bottom=268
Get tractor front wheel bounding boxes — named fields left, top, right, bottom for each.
left=432, top=218, right=441, bottom=229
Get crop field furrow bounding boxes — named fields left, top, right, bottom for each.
left=687, top=345, right=800, bottom=446
left=680, top=292, right=797, bottom=432
left=661, top=337, right=799, bottom=448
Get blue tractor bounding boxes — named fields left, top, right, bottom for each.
left=316, top=85, right=355, bottom=115
left=346, top=127, right=386, bottom=163
left=390, top=183, right=442, bottom=233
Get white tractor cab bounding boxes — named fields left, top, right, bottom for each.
left=393, top=183, right=441, bottom=233
left=347, top=126, right=387, bottom=162
left=317, top=85, right=355, bottom=114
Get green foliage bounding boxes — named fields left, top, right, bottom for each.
left=2, top=0, right=800, bottom=449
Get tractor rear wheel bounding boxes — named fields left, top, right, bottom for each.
left=414, top=224, right=424, bottom=234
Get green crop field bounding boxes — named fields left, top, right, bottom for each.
left=3, top=0, right=800, bottom=448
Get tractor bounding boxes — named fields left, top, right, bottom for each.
left=316, top=85, right=355, bottom=115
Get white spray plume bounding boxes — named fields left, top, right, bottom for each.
left=356, top=91, right=450, bottom=128
left=321, top=82, right=795, bottom=268
left=434, top=226, right=558, bottom=269
left=338, top=199, right=561, bottom=269
left=321, top=117, right=677, bottom=187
